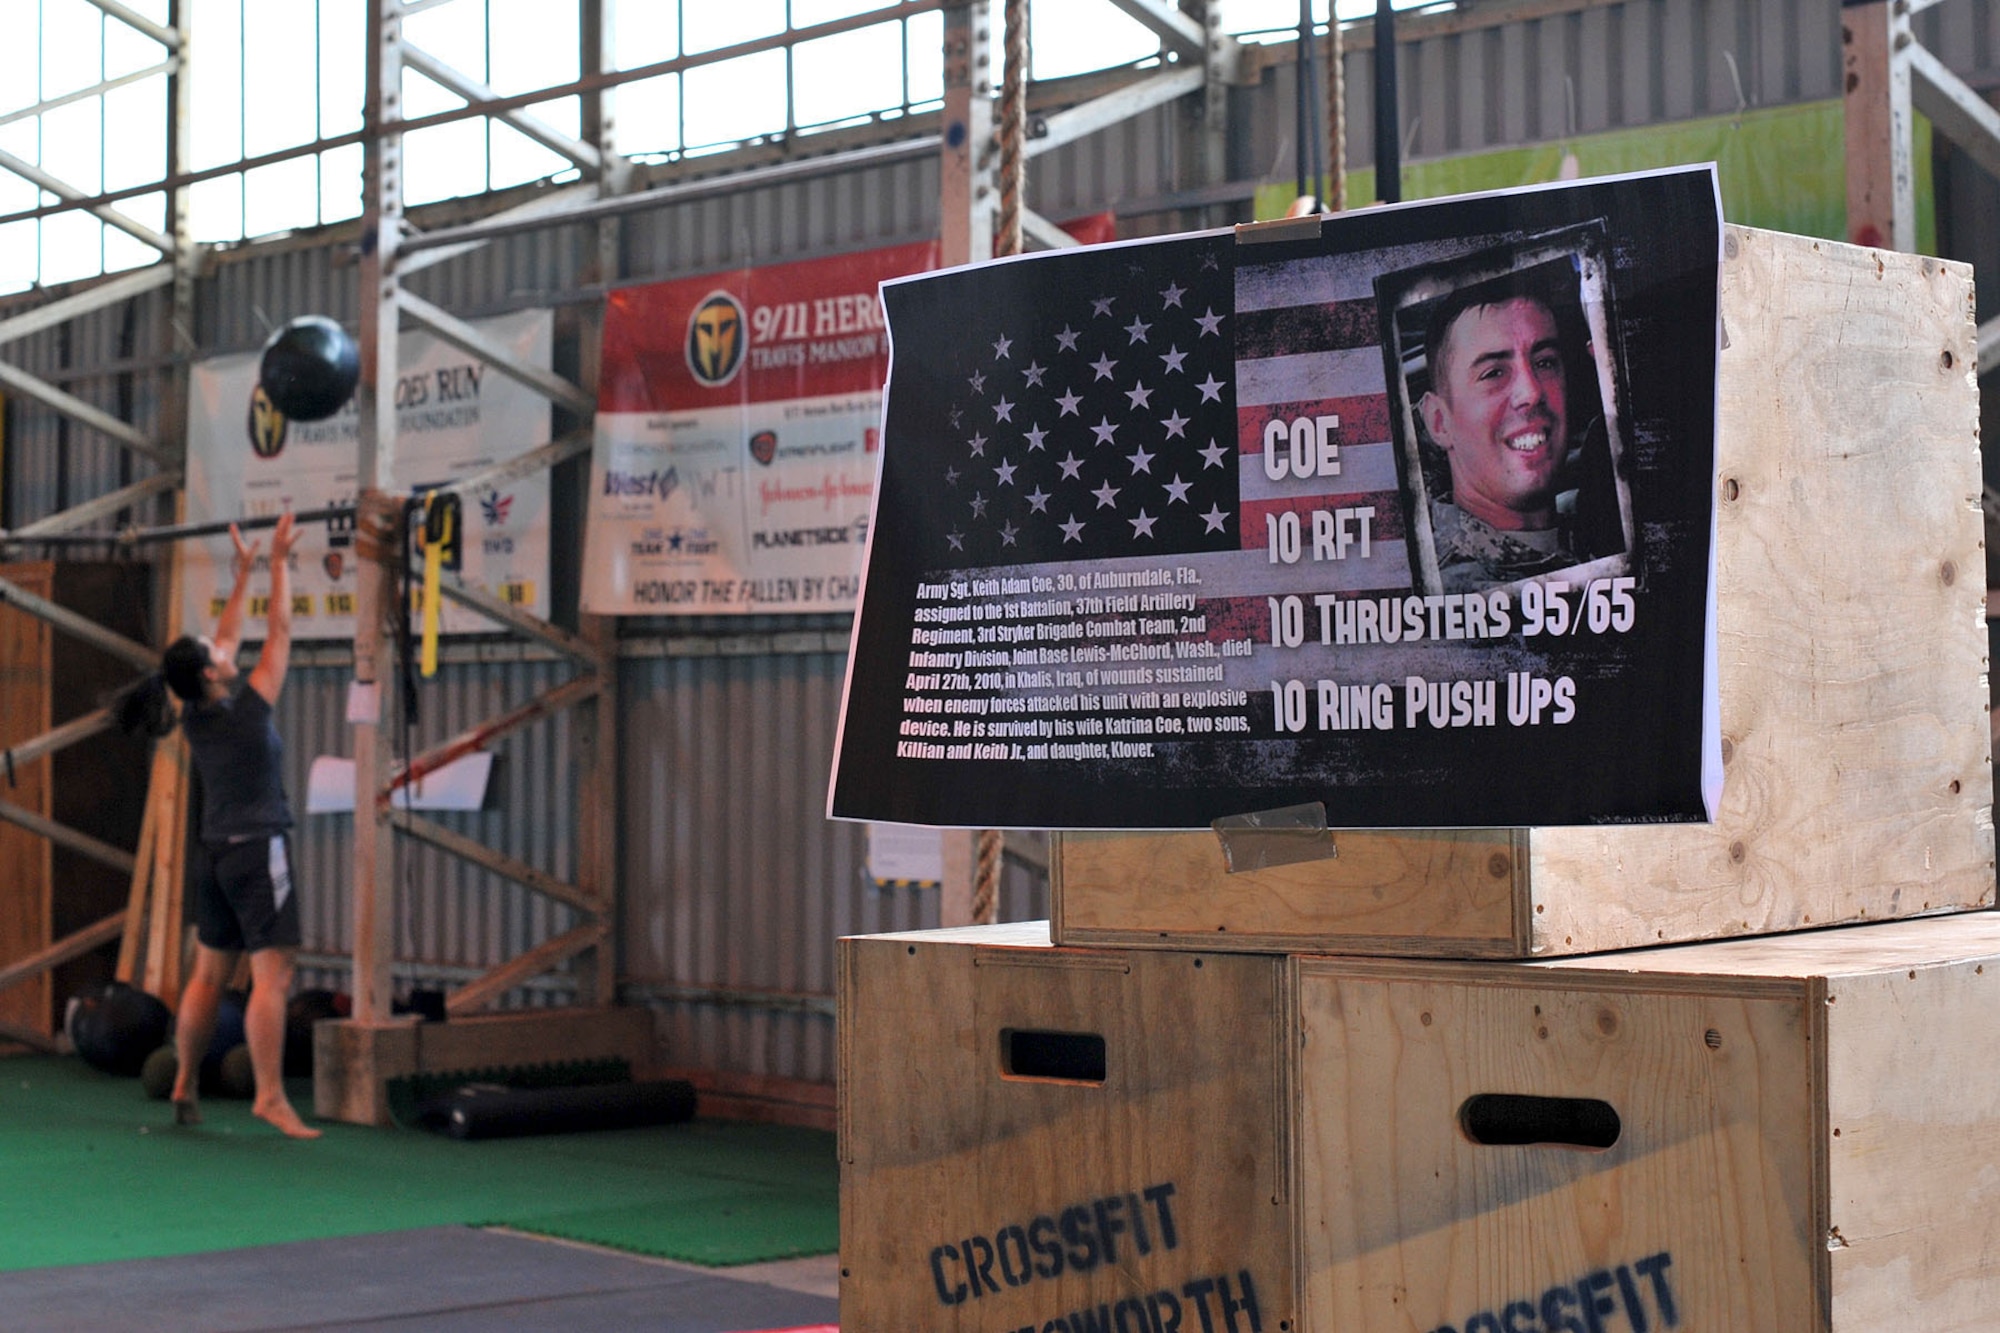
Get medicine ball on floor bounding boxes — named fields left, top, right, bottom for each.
left=68, top=982, right=171, bottom=1077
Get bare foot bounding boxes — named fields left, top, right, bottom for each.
left=172, top=1097, right=201, bottom=1127
left=252, top=1098, right=322, bottom=1140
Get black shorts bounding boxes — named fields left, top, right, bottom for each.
left=193, top=833, right=302, bottom=953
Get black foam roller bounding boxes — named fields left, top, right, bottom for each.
left=434, top=1080, right=697, bottom=1141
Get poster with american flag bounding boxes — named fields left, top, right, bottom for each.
left=831, top=167, right=1721, bottom=830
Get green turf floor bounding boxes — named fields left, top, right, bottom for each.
left=0, top=1055, right=837, bottom=1272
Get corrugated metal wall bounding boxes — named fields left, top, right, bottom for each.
left=4, top=0, right=1997, bottom=1086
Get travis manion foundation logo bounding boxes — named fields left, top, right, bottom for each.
left=686, top=291, right=747, bottom=388
left=246, top=384, right=288, bottom=458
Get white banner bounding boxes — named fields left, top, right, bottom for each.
left=183, top=310, right=553, bottom=640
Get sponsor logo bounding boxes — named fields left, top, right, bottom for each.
left=642, top=528, right=719, bottom=557
left=750, top=525, right=853, bottom=550
left=602, top=468, right=680, bottom=500
left=480, top=491, right=513, bottom=526
left=749, top=429, right=778, bottom=466
left=246, top=385, right=288, bottom=459
left=686, top=291, right=747, bottom=388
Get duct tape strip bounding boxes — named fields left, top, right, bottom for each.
left=1210, top=801, right=1338, bottom=873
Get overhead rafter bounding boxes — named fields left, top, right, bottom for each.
left=82, top=0, right=181, bottom=49
left=0, top=265, right=175, bottom=347
left=1028, top=63, right=1207, bottom=157
left=401, top=43, right=605, bottom=173
left=0, top=147, right=173, bottom=254
left=1105, top=0, right=1209, bottom=59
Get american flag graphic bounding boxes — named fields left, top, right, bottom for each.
left=1232, top=247, right=1412, bottom=594
left=886, top=233, right=1245, bottom=570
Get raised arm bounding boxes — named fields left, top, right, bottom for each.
left=210, top=523, right=261, bottom=663
left=247, top=509, right=297, bottom=705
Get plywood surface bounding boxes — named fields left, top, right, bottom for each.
left=841, top=928, right=1295, bottom=1331
left=1825, top=954, right=2000, bottom=1330
left=1054, top=827, right=1523, bottom=955
left=1530, top=229, right=1994, bottom=953
left=1298, top=960, right=1822, bottom=1330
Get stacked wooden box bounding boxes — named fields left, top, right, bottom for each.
left=839, top=227, right=2000, bottom=1331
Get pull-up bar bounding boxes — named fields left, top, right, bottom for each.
left=0, top=504, right=357, bottom=551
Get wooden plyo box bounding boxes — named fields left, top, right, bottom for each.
left=842, top=915, right=2000, bottom=1330
left=839, top=921, right=1298, bottom=1332
left=1053, top=227, right=1993, bottom=960
left=1301, top=911, right=2000, bottom=1331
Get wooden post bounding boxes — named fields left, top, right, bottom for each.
left=940, top=1, right=994, bottom=268
left=939, top=829, right=976, bottom=926
left=1843, top=0, right=1915, bottom=251
left=350, top=0, right=405, bottom=1027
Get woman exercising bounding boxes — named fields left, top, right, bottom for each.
left=121, top=509, right=318, bottom=1139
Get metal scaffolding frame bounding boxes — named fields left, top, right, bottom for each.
left=0, top=0, right=1239, bottom=1099
left=1844, top=0, right=2000, bottom=531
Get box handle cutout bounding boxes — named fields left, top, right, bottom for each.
left=1003, top=1029, right=1106, bottom=1084
left=1460, top=1093, right=1621, bottom=1150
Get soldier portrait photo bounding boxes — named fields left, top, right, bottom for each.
left=1376, top=224, right=1637, bottom=596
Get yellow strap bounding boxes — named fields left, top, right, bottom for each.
left=420, top=495, right=446, bottom=677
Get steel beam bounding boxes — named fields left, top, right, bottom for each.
left=1027, top=65, right=1206, bottom=158
left=941, top=1, right=995, bottom=267
left=82, top=0, right=181, bottom=49
left=0, top=265, right=175, bottom=348
left=0, top=473, right=182, bottom=545
left=1105, top=0, right=1207, bottom=58
left=445, top=431, right=593, bottom=497
left=399, top=138, right=937, bottom=254
left=397, top=289, right=596, bottom=417
left=0, top=61, right=178, bottom=131
left=1909, top=42, right=2000, bottom=184
left=1021, top=206, right=1082, bottom=250
left=0, top=147, right=172, bottom=254
left=437, top=572, right=599, bottom=664
left=398, top=183, right=598, bottom=274
left=0, top=360, right=172, bottom=466
left=401, top=43, right=604, bottom=173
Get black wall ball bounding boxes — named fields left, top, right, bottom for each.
left=71, top=982, right=172, bottom=1077
left=258, top=315, right=359, bottom=422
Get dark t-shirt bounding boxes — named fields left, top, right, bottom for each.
left=183, top=683, right=292, bottom=845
